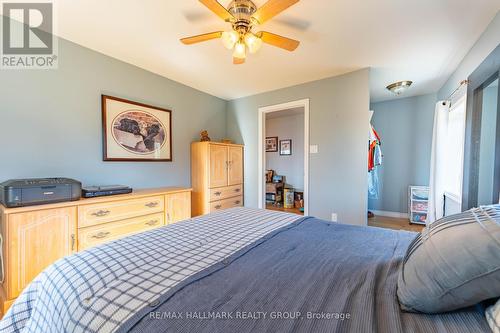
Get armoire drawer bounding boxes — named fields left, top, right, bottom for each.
left=209, top=185, right=243, bottom=202
left=78, top=213, right=164, bottom=251
left=78, top=196, right=164, bottom=228
left=210, top=196, right=243, bottom=213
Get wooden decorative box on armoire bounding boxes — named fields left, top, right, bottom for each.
left=191, top=142, right=244, bottom=216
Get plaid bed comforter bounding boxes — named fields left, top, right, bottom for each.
left=0, top=208, right=302, bottom=333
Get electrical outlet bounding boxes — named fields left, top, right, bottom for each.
left=331, top=213, right=338, bottom=222
left=310, top=145, right=319, bottom=154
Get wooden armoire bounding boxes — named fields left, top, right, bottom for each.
left=191, top=142, right=244, bottom=216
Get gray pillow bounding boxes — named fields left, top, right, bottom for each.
left=397, top=205, right=500, bottom=313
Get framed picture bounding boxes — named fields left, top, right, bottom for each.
left=102, top=95, right=172, bottom=161
left=266, top=137, right=278, bottom=152
left=265, top=169, right=274, bottom=183
left=280, top=139, right=292, bottom=156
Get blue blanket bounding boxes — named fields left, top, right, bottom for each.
left=0, top=209, right=490, bottom=332
left=126, top=217, right=490, bottom=333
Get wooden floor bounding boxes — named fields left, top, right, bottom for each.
left=368, top=215, right=424, bottom=232
left=266, top=204, right=304, bottom=216
left=265, top=207, right=422, bottom=232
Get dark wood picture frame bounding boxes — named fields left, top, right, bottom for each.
left=266, top=136, right=278, bottom=152
left=102, top=95, right=173, bottom=162
left=279, top=139, right=292, bottom=156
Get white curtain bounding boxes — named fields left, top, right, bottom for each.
left=427, top=101, right=451, bottom=225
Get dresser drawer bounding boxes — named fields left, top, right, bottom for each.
left=210, top=196, right=243, bottom=213
left=209, top=185, right=243, bottom=202
left=78, top=213, right=164, bottom=251
left=78, top=196, right=164, bottom=228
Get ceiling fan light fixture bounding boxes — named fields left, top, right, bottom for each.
left=182, top=0, right=302, bottom=64
left=245, top=33, right=262, bottom=54
left=386, top=81, right=413, bottom=95
left=233, top=41, right=246, bottom=59
left=221, top=30, right=239, bottom=49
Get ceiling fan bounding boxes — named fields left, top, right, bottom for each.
left=181, top=0, right=301, bottom=64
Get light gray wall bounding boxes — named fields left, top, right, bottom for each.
left=368, top=93, right=436, bottom=213
left=8, top=13, right=495, bottom=220
left=0, top=37, right=226, bottom=188
left=265, top=113, right=304, bottom=190
left=437, top=12, right=499, bottom=211
left=478, top=84, right=498, bottom=205
left=438, top=12, right=500, bottom=99
left=227, top=69, right=370, bottom=225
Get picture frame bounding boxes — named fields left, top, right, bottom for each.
left=265, top=169, right=274, bottom=183
left=265, top=136, right=278, bottom=152
left=279, top=139, right=292, bottom=156
left=102, top=95, right=172, bottom=162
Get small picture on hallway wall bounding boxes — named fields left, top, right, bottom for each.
left=280, top=139, right=292, bottom=156
left=266, top=137, right=278, bottom=152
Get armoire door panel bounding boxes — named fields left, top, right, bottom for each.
left=209, top=145, right=228, bottom=188
left=228, top=146, right=244, bottom=186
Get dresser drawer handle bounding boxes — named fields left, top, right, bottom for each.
left=234, top=188, right=241, bottom=193
left=235, top=200, right=241, bottom=205
left=145, top=220, right=159, bottom=226
left=92, top=231, right=111, bottom=239
left=214, top=191, right=222, bottom=196
left=91, top=210, right=110, bottom=217
left=145, top=202, right=159, bottom=208
left=215, top=205, right=222, bottom=210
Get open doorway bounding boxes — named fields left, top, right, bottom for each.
left=258, top=99, right=310, bottom=216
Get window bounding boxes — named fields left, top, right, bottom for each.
left=443, top=96, right=466, bottom=198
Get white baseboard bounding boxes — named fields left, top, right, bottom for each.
left=370, top=210, right=409, bottom=219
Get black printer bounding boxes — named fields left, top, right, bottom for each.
left=0, top=178, right=81, bottom=208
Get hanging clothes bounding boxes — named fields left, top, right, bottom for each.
left=368, top=125, right=382, bottom=171
left=368, top=125, right=382, bottom=199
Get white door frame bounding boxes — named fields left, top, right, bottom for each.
left=258, top=99, right=310, bottom=215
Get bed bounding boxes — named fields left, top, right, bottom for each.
left=0, top=208, right=491, bottom=333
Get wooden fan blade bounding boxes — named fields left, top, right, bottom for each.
left=257, top=31, right=300, bottom=51
left=199, top=0, right=234, bottom=21
left=233, top=57, right=245, bottom=65
left=252, top=0, right=300, bottom=25
left=180, top=31, right=223, bottom=45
